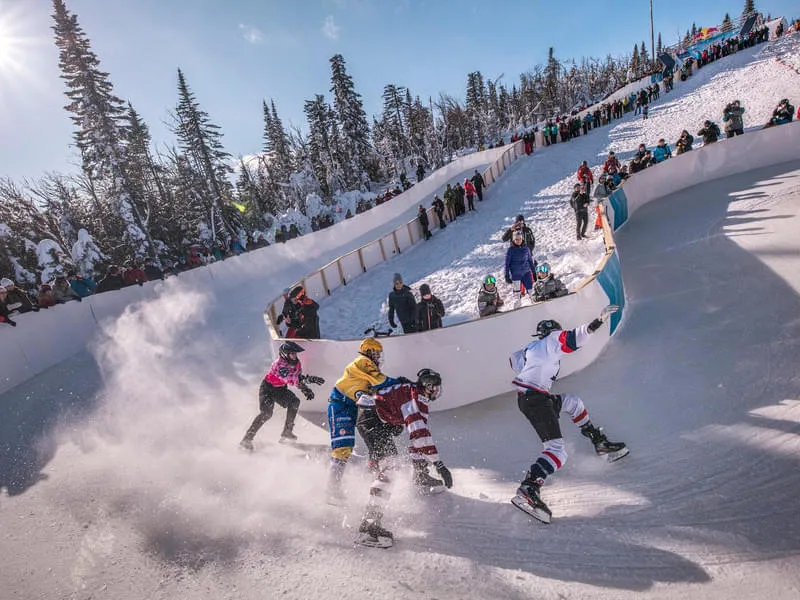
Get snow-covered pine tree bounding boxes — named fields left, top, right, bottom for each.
left=71, top=228, right=105, bottom=277
left=721, top=14, right=733, bottom=32
left=543, top=47, right=561, bottom=116
left=657, top=33, right=663, bottom=56
left=380, top=84, right=409, bottom=175
left=691, top=23, right=698, bottom=37
left=465, top=71, right=486, bottom=145
left=630, top=44, right=640, bottom=78
left=0, top=179, right=56, bottom=284
left=51, top=0, right=151, bottom=262
left=303, top=94, right=337, bottom=198
left=171, top=68, right=235, bottom=242
left=743, top=0, right=755, bottom=17
left=640, top=41, right=650, bottom=71
left=485, top=78, right=501, bottom=143
left=329, top=54, right=372, bottom=189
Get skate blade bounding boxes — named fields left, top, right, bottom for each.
left=511, top=495, right=551, bottom=524
left=605, top=447, right=630, bottom=463
left=354, top=534, right=393, bottom=549
left=278, top=438, right=297, bottom=445
left=417, top=485, right=446, bottom=496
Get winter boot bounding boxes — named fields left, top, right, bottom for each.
left=580, top=423, right=628, bottom=461
left=412, top=461, right=444, bottom=495
left=512, top=476, right=551, bottom=523
left=356, top=517, right=394, bottom=548
left=239, top=437, right=254, bottom=452
left=280, top=405, right=299, bottom=443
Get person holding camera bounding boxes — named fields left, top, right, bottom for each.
left=501, top=214, right=536, bottom=253
left=722, top=100, right=745, bottom=138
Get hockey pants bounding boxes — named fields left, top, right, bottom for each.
left=243, top=380, right=300, bottom=441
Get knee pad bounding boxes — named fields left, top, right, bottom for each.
left=331, top=446, right=353, bottom=461
left=542, top=438, right=568, bottom=470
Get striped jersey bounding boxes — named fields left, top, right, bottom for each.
left=509, top=323, right=594, bottom=393
left=364, top=382, right=441, bottom=464
left=264, top=356, right=302, bottom=387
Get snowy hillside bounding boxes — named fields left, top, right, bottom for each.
left=1, top=33, right=800, bottom=600
left=318, top=35, right=800, bottom=339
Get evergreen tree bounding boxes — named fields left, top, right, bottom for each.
left=684, top=30, right=691, bottom=45
left=640, top=41, right=650, bottom=71
left=691, top=23, right=698, bottom=37
left=743, top=0, right=755, bottom=16
left=721, top=13, right=733, bottom=32
left=657, top=32, right=663, bottom=55
left=304, top=94, right=342, bottom=197
left=543, top=47, right=561, bottom=116
left=380, top=84, right=409, bottom=173
left=171, top=68, right=235, bottom=241
left=630, top=44, right=640, bottom=77
left=465, top=71, right=486, bottom=145
left=329, top=54, right=372, bottom=188
left=51, top=0, right=151, bottom=261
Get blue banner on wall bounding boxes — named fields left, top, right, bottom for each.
left=608, top=187, right=629, bottom=230
left=596, top=251, right=625, bottom=334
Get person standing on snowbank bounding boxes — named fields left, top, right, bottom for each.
left=509, top=306, right=628, bottom=523
left=240, top=341, right=325, bottom=450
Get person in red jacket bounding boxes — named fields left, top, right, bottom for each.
left=576, top=160, right=594, bottom=195
left=603, top=151, right=621, bottom=175
left=463, top=178, right=477, bottom=212
left=122, top=262, right=147, bottom=286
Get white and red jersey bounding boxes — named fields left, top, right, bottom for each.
left=365, top=382, right=441, bottom=464
left=509, top=322, right=594, bottom=393
left=264, top=356, right=302, bottom=387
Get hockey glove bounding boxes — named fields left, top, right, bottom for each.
left=303, top=375, right=325, bottom=386
left=599, top=304, right=619, bottom=322
left=433, top=460, right=453, bottom=488
left=298, top=383, right=314, bottom=401
left=504, top=274, right=512, bottom=284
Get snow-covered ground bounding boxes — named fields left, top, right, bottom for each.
left=1, top=34, right=800, bottom=600
left=318, top=34, right=800, bottom=339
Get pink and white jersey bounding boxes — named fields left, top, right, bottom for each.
left=264, top=356, right=302, bottom=387
left=372, top=383, right=441, bottom=464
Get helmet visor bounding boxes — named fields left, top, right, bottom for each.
left=423, top=383, right=441, bottom=401
left=484, top=275, right=496, bottom=286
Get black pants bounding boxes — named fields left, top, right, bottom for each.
left=400, top=320, right=417, bottom=334
left=466, top=194, right=475, bottom=211
left=476, top=189, right=483, bottom=202
left=517, top=390, right=563, bottom=442
left=243, top=380, right=300, bottom=440
left=576, top=209, right=589, bottom=239
left=726, top=128, right=743, bottom=138
left=356, top=407, right=400, bottom=464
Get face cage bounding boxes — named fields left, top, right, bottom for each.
left=364, top=350, right=382, bottom=368
left=422, top=383, right=442, bottom=401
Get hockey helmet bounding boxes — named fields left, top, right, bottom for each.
left=483, top=274, right=497, bottom=287
left=416, top=368, right=442, bottom=401
left=279, top=340, right=305, bottom=364
left=360, top=337, right=383, bottom=366
left=535, top=319, right=562, bottom=339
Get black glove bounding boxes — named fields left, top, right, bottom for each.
left=276, top=314, right=284, bottom=325
left=505, top=274, right=512, bottom=284
left=433, top=460, right=453, bottom=488
left=390, top=424, right=404, bottom=436
left=5, top=318, right=17, bottom=327
left=304, top=375, right=325, bottom=386
left=389, top=319, right=397, bottom=328
left=298, top=383, right=314, bottom=401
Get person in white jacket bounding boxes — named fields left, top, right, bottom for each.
left=508, top=304, right=628, bottom=523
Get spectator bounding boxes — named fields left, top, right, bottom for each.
left=277, top=285, right=305, bottom=338
left=642, top=104, right=649, bottom=120
left=67, top=271, right=96, bottom=298
left=767, top=99, right=795, bottom=126
left=388, top=273, right=417, bottom=334
left=0, top=277, right=38, bottom=313
left=95, top=265, right=125, bottom=293
left=0, top=287, right=17, bottom=327
left=570, top=183, right=591, bottom=241
left=676, top=130, right=694, bottom=155
left=416, top=162, right=425, bottom=182
left=416, top=283, right=445, bottom=331
left=501, top=215, right=536, bottom=254
left=505, top=229, right=536, bottom=307
left=293, top=287, right=320, bottom=339
left=443, top=184, right=457, bottom=222
left=532, top=262, right=569, bottom=303
left=576, top=160, right=593, bottom=195
left=652, top=139, right=672, bottom=163
left=230, top=236, right=245, bottom=255
left=52, top=274, right=82, bottom=303
left=122, top=262, right=147, bottom=286
left=431, top=195, right=446, bottom=230
left=417, top=205, right=432, bottom=241
left=594, top=173, right=614, bottom=200
left=142, top=258, right=164, bottom=281
left=697, top=120, right=721, bottom=145
left=463, top=178, right=477, bottom=212
left=38, top=283, right=57, bottom=308
left=471, top=170, right=485, bottom=203
left=477, top=275, right=504, bottom=317
left=723, top=100, right=746, bottom=137
left=603, top=151, right=621, bottom=176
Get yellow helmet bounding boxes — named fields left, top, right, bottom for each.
left=359, top=337, right=383, bottom=353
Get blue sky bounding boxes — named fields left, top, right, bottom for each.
left=0, top=0, right=795, bottom=180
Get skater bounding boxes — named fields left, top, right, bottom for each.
left=240, top=341, right=325, bottom=450
left=354, top=368, right=453, bottom=547
left=504, top=230, right=536, bottom=307
left=509, top=306, right=628, bottom=523
left=326, top=338, right=403, bottom=502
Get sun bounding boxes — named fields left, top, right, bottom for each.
left=0, top=13, right=24, bottom=74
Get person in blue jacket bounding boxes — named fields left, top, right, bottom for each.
left=505, top=230, right=536, bottom=307
left=652, top=139, right=672, bottom=163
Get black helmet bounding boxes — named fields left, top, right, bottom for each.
left=535, top=319, right=562, bottom=339
left=279, top=341, right=304, bottom=363
left=417, top=368, right=442, bottom=400
left=515, top=214, right=525, bottom=223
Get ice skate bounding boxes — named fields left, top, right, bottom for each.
left=355, top=519, right=393, bottom=549
left=581, top=423, right=629, bottom=462
left=278, top=429, right=298, bottom=444
left=511, top=479, right=551, bottom=524
left=412, top=463, right=445, bottom=495
left=239, top=438, right=254, bottom=452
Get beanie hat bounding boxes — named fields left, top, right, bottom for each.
left=419, top=283, right=431, bottom=296
left=393, top=273, right=403, bottom=284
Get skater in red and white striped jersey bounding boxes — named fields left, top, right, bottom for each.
left=509, top=304, right=627, bottom=521
left=354, top=368, right=453, bottom=545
